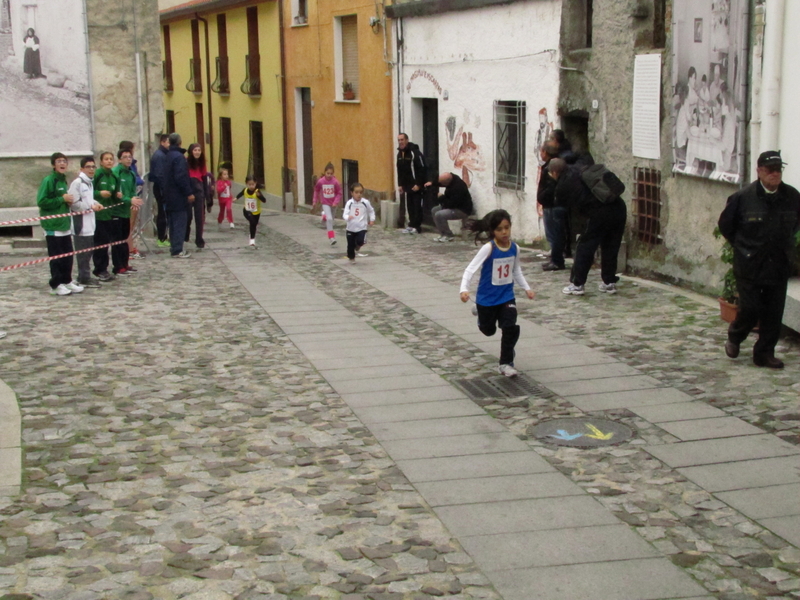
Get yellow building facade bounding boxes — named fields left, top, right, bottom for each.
left=161, top=0, right=284, bottom=208
left=283, top=0, right=395, bottom=206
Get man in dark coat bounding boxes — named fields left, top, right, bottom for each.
left=396, top=133, right=427, bottom=234
left=149, top=134, right=170, bottom=246
left=718, top=150, right=800, bottom=369
left=160, top=133, right=195, bottom=258
left=427, top=173, right=473, bottom=242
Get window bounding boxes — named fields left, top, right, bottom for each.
left=248, top=120, right=265, bottom=185
left=166, top=110, right=176, bottom=135
left=632, top=167, right=662, bottom=244
left=335, top=15, right=359, bottom=101
left=585, top=0, right=593, bottom=48
left=565, top=0, right=593, bottom=51
left=219, top=117, right=233, bottom=177
left=292, top=0, right=308, bottom=25
left=195, top=103, right=205, bottom=147
left=342, top=160, right=359, bottom=196
left=163, top=25, right=174, bottom=92
left=653, top=0, right=666, bottom=48
left=186, top=20, right=202, bottom=93
left=240, top=7, right=261, bottom=96
left=494, top=101, right=526, bottom=190
left=212, top=14, right=230, bottom=94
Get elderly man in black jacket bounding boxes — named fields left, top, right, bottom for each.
left=718, top=150, right=800, bottom=369
left=427, top=173, right=473, bottom=242
left=396, top=133, right=427, bottom=234
left=159, top=133, right=195, bottom=258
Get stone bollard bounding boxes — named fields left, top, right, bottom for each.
left=381, top=201, right=399, bottom=229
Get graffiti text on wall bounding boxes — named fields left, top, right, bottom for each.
left=406, top=69, right=443, bottom=95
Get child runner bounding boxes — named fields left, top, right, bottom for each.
left=342, top=182, right=375, bottom=262
left=236, top=176, right=267, bottom=248
left=216, top=167, right=234, bottom=230
left=460, top=209, right=535, bottom=377
left=312, top=162, right=342, bottom=245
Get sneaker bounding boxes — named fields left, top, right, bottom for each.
left=330, top=239, right=337, bottom=246
left=400, top=227, right=414, bottom=234
left=171, top=250, right=192, bottom=258
left=130, top=252, right=144, bottom=260
left=542, top=262, right=565, bottom=271
left=249, top=239, right=256, bottom=247
left=116, top=268, right=129, bottom=275
left=78, top=279, right=101, bottom=288
left=562, top=283, right=585, bottom=296
left=356, top=252, right=369, bottom=257
left=156, top=239, right=170, bottom=248
left=230, top=222, right=235, bottom=229
left=409, top=228, right=419, bottom=235
left=125, top=265, right=138, bottom=273
left=96, top=272, right=116, bottom=282
left=66, top=281, right=85, bottom=293
left=598, top=282, right=617, bottom=294
left=471, top=303, right=478, bottom=316
left=443, top=236, right=454, bottom=242
left=50, top=284, right=72, bottom=296
left=498, top=364, right=519, bottom=377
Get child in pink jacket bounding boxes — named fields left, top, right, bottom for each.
left=312, top=162, right=342, bottom=245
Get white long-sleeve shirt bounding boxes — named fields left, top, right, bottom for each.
left=459, top=241, right=531, bottom=294
left=68, top=172, right=100, bottom=236
left=342, top=198, right=376, bottom=232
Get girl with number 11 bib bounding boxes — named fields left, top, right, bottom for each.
left=460, top=210, right=535, bottom=377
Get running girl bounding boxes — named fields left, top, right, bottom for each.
left=460, top=209, right=535, bottom=377
left=342, top=182, right=376, bottom=262
left=312, top=162, right=342, bottom=245
left=236, top=176, right=267, bottom=247
left=216, top=167, right=234, bottom=229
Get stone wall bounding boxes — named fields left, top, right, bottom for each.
left=0, top=0, right=163, bottom=209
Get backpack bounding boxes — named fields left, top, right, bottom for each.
left=580, top=164, right=625, bottom=203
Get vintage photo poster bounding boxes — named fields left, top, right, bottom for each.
left=0, top=0, right=92, bottom=156
left=672, top=0, right=747, bottom=183
left=632, top=53, right=662, bottom=160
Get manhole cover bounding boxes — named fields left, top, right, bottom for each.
left=529, top=417, right=634, bottom=448
left=453, top=375, right=557, bottom=400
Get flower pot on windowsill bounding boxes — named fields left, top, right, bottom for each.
left=343, top=91, right=355, bottom=100
left=718, top=297, right=738, bottom=323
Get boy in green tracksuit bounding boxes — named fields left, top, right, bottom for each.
left=37, top=153, right=84, bottom=296
left=92, top=151, right=120, bottom=281
left=112, top=149, right=143, bottom=274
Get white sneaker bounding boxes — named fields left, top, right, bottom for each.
left=171, top=250, right=192, bottom=258
left=598, top=282, right=617, bottom=294
left=330, top=239, right=337, bottom=246
left=0, top=331, right=6, bottom=340
left=400, top=227, right=412, bottom=234
left=66, top=281, right=85, bottom=293
left=471, top=303, right=478, bottom=316
left=408, top=228, right=419, bottom=235
left=50, top=284, right=72, bottom=296
left=498, top=364, right=519, bottom=377
left=230, top=222, right=235, bottom=229
left=249, top=239, right=256, bottom=247
left=562, top=284, right=585, bottom=296
left=356, top=252, right=369, bottom=257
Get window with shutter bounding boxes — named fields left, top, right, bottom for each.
left=341, top=16, right=359, bottom=98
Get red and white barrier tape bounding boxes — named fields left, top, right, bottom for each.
left=0, top=240, right=129, bottom=272
left=0, top=202, right=125, bottom=227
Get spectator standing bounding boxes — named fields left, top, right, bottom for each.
left=186, top=143, right=211, bottom=250
left=68, top=156, right=103, bottom=288
left=160, top=133, right=194, bottom=258
left=92, top=151, right=120, bottom=282
left=112, top=149, right=144, bottom=274
left=396, top=133, right=426, bottom=234
left=149, top=135, right=170, bottom=247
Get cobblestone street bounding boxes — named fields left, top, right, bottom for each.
left=0, top=212, right=799, bottom=600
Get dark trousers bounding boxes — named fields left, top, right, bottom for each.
left=73, top=235, right=94, bottom=284
left=244, top=209, right=261, bottom=239
left=46, top=235, right=73, bottom=289
left=728, top=278, right=788, bottom=358
left=571, top=201, right=627, bottom=287
left=543, top=206, right=568, bottom=268
left=403, top=187, right=423, bottom=232
left=476, top=301, right=520, bottom=365
left=153, top=184, right=168, bottom=242
left=111, top=217, right=130, bottom=273
left=93, top=220, right=113, bottom=276
left=346, top=229, right=367, bottom=259
left=186, top=181, right=206, bottom=248
left=167, top=209, right=188, bottom=256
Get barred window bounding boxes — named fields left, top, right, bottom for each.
left=632, top=167, right=662, bottom=244
left=494, top=101, right=527, bottom=190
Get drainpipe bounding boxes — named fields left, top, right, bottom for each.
left=131, top=0, right=147, bottom=172
left=759, top=0, right=785, bottom=156
left=278, top=0, right=290, bottom=209
left=196, top=13, right=214, bottom=174
left=749, top=3, right=765, bottom=182
left=82, top=2, right=97, bottom=151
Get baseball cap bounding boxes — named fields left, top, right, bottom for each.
left=757, top=150, right=787, bottom=168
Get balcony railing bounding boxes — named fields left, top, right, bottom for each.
left=211, top=56, right=230, bottom=95
left=162, top=60, right=173, bottom=92
left=240, top=54, right=261, bottom=97
left=185, top=58, right=202, bottom=94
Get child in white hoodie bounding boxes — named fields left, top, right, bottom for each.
left=342, top=182, right=375, bottom=262
left=68, top=156, right=104, bottom=287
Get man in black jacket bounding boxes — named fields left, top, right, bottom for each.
left=149, top=134, right=170, bottom=247
left=160, top=133, right=195, bottom=258
left=396, top=133, right=426, bottom=234
left=427, top=173, right=473, bottom=242
left=718, top=150, right=800, bottom=369
left=538, top=141, right=566, bottom=271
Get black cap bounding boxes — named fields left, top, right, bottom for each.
left=757, top=150, right=787, bottom=168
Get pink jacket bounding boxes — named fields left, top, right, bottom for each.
left=216, top=179, right=232, bottom=200
left=313, top=175, right=342, bottom=206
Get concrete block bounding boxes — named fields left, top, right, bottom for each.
left=759, top=516, right=800, bottom=547
left=396, top=451, right=554, bottom=483
left=369, top=415, right=507, bottom=441
left=381, top=200, right=400, bottom=229
left=646, top=434, right=799, bottom=468
left=567, top=387, right=694, bottom=412
left=656, top=416, right=764, bottom=441
left=322, top=362, right=433, bottom=383
left=0, top=447, right=21, bottom=493
left=331, top=373, right=447, bottom=394
left=340, top=385, right=466, bottom=408
left=783, top=276, right=800, bottom=333
left=630, top=401, right=728, bottom=423
left=716, top=484, right=800, bottom=519
left=381, top=431, right=529, bottom=460
left=544, top=375, right=665, bottom=397
left=353, top=399, right=484, bottom=423
left=530, top=362, right=642, bottom=384
left=678, top=456, right=800, bottom=492
left=0, top=379, right=21, bottom=453
left=415, top=472, right=583, bottom=506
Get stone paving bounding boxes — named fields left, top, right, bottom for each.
left=0, top=211, right=799, bottom=600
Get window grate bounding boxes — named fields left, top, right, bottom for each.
left=632, top=167, right=662, bottom=245
left=494, top=101, right=527, bottom=190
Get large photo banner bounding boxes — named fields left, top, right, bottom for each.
left=0, top=0, right=92, bottom=157
left=672, top=0, right=747, bottom=184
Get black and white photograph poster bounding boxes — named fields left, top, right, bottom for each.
left=672, top=0, right=747, bottom=183
left=0, top=0, right=92, bottom=157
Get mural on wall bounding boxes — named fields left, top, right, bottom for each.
left=672, top=0, right=746, bottom=183
left=0, top=0, right=92, bottom=156
left=445, top=114, right=485, bottom=187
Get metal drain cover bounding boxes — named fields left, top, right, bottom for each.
left=529, top=417, right=634, bottom=448
left=454, top=375, right=556, bottom=400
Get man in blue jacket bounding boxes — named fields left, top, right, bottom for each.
left=160, top=133, right=195, bottom=258
left=149, top=134, right=170, bottom=247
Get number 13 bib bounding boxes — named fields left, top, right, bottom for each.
left=491, top=256, right=514, bottom=285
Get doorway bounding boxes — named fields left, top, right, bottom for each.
left=420, top=98, right=438, bottom=225
left=296, top=87, right=314, bottom=206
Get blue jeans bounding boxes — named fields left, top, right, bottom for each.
left=543, top=206, right=568, bottom=268
left=167, top=209, right=188, bottom=255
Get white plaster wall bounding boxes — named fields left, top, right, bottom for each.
left=398, top=0, right=562, bottom=242
left=777, top=1, right=800, bottom=188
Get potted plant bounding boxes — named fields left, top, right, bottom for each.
left=342, top=81, right=355, bottom=101
left=713, top=226, right=738, bottom=322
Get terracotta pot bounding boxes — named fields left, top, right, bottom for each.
left=343, top=91, right=355, bottom=100
left=718, top=297, right=738, bottom=323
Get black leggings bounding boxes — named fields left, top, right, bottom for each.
left=476, top=300, right=520, bottom=365
left=243, top=209, right=260, bottom=239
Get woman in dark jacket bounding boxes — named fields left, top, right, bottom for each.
left=23, top=28, right=42, bottom=78
left=186, top=143, right=214, bottom=249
